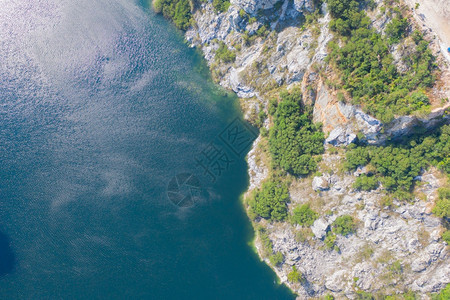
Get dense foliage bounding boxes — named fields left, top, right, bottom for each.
left=353, top=174, right=379, bottom=191
left=268, top=88, right=324, bottom=176
left=249, top=179, right=290, bottom=221
left=215, top=41, right=236, bottom=63
left=153, top=0, right=192, bottom=30
left=212, top=0, right=230, bottom=12
left=442, top=230, right=450, bottom=245
left=332, top=215, right=356, bottom=236
left=291, top=204, right=318, bottom=226
left=326, top=0, right=435, bottom=122
left=345, top=125, right=450, bottom=194
left=385, top=16, right=409, bottom=44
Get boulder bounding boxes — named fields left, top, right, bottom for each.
left=311, top=218, right=329, bottom=239
left=312, top=176, right=329, bottom=191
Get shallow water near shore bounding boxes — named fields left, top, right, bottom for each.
left=0, top=0, right=294, bottom=298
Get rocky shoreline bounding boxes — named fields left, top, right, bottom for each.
left=166, top=0, right=450, bottom=297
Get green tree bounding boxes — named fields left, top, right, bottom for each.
left=215, top=41, right=236, bottom=63
left=287, top=266, right=303, bottom=283
left=269, top=251, right=284, bottom=267
left=442, top=230, right=450, bottom=245
left=153, top=0, right=192, bottom=30
left=212, top=0, right=230, bottom=12
left=432, top=188, right=450, bottom=218
left=173, top=0, right=192, bottom=30
left=353, top=175, right=378, bottom=191
left=249, top=179, right=290, bottom=221
left=333, top=215, right=356, bottom=236
left=385, top=17, right=409, bottom=44
left=291, top=204, right=318, bottom=226
left=269, top=88, right=324, bottom=176
left=326, top=0, right=435, bottom=120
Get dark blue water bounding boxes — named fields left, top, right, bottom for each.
left=0, top=1, right=294, bottom=299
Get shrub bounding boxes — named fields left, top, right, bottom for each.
left=442, top=230, right=450, bottom=245
left=212, top=0, right=230, bottom=12
left=153, top=0, right=192, bottom=30
left=431, top=283, right=450, bottom=300
left=249, top=179, right=290, bottom=221
left=432, top=188, right=450, bottom=218
left=324, top=232, right=337, bottom=250
left=215, top=41, right=236, bottom=63
left=256, top=226, right=273, bottom=256
left=332, top=215, right=356, bottom=236
left=287, top=266, right=303, bottom=283
left=239, top=9, right=247, bottom=18
left=269, top=251, right=284, bottom=267
left=256, top=25, right=268, bottom=37
left=353, top=175, right=378, bottom=191
left=291, top=204, right=318, bottom=226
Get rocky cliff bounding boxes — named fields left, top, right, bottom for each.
left=175, top=0, right=450, bottom=297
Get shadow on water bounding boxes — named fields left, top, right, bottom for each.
left=0, top=230, right=15, bottom=277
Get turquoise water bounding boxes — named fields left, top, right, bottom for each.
left=0, top=1, right=294, bottom=299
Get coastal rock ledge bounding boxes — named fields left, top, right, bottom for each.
left=179, top=0, right=450, bottom=297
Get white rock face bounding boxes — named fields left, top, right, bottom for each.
left=231, top=0, right=314, bottom=14
left=231, top=0, right=280, bottom=14
left=246, top=136, right=269, bottom=191
left=186, top=1, right=332, bottom=97
left=293, top=0, right=313, bottom=12
left=312, top=176, right=329, bottom=191
left=268, top=161, right=449, bottom=298
left=311, top=218, right=329, bottom=239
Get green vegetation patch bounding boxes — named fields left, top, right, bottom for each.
left=291, top=204, right=319, bottom=226
left=326, top=0, right=435, bottom=122
left=269, top=251, right=284, bottom=267
left=215, top=41, right=236, bottom=63
left=353, top=174, right=379, bottom=191
left=212, top=0, right=230, bottom=13
left=268, top=88, right=324, bottom=176
left=249, top=179, right=290, bottom=221
left=332, top=215, right=356, bottom=236
left=345, top=125, right=450, bottom=195
left=324, top=232, right=338, bottom=251
left=153, top=0, right=193, bottom=30
left=432, top=188, right=450, bottom=219
left=256, top=226, right=273, bottom=257
left=431, top=283, right=450, bottom=300
left=442, top=230, right=450, bottom=245
left=287, top=266, right=303, bottom=283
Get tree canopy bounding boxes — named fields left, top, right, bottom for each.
left=249, top=179, right=290, bottom=221
left=268, top=88, right=324, bottom=176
